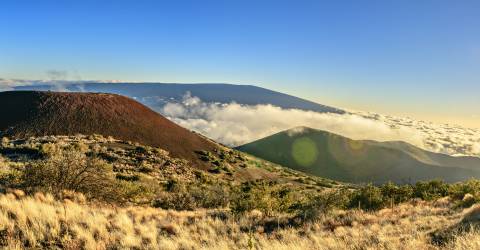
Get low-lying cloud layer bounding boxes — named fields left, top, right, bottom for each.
left=0, top=79, right=39, bottom=91
left=0, top=78, right=76, bottom=92
left=356, top=112, right=480, bottom=156
left=0, top=78, right=122, bottom=92
left=162, top=94, right=480, bottom=157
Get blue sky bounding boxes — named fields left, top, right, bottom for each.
left=1, top=0, right=479, bottom=127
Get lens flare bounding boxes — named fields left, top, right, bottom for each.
left=291, top=137, right=318, bottom=167
left=328, top=136, right=367, bottom=166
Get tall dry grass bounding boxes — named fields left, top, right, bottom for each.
left=0, top=191, right=478, bottom=250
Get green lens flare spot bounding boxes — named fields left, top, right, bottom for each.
left=291, top=137, right=318, bottom=167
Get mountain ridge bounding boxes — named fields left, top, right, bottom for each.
left=12, top=82, right=344, bottom=114
left=236, top=126, right=480, bottom=184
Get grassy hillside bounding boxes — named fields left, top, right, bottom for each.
left=0, top=187, right=479, bottom=249
left=1, top=135, right=480, bottom=249
left=0, top=134, right=342, bottom=207
left=236, top=127, right=480, bottom=184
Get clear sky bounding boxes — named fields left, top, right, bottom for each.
left=1, top=0, right=479, bottom=128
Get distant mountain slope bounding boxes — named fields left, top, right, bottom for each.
left=0, top=91, right=218, bottom=168
left=371, top=141, right=480, bottom=170
left=236, top=127, right=480, bottom=184
left=12, top=83, right=344, bottom=114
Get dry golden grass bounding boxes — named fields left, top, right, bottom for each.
left=0, top=191, right=479, bottom=250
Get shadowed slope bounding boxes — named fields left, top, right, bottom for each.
left=236, top=127, right=480, bottom=184
left=0, top=91, right=218, bottom=168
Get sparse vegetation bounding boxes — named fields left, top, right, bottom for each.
left=0, top=135, right=479, bottom=249
left=20, top=146, right=120, bottom=202
left=0, top=190, right=478, bottom=249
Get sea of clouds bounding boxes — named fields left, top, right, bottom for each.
left=0, top=77, right=121, bottom=92
left=161, top=93, right=480, bottom=157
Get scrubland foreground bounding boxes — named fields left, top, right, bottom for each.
left=0, top=135, right=480, bottom=249
left=0, top=191, right=479, bottom=249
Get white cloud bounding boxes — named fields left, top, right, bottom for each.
left=0, top=78, right=124, bottom=92
left=0, top=78, right=73, bottom=92
left=162, top=94, right=424, bottom=147
left=0, top=78, right=40, bottom=91
left=355, top=111, right=480, bottom=156
left=162, top=94, right=480, bottom=157
left=287, top=126, right=308, bottom=137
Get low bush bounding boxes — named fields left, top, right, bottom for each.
left=3, top=136, right=479, bottom=216
left=299, top=188, right=350, bottom=222
left=414, top=180, right=450, bottom=201
left=116, top=173, right=140, bottom=182
left=19, top=145, right=124, bottom=202
left=230, top=181, right=296, bottom=216
left=380, top=182, right=414, bottom=204
left=348, top=184, right=385, bottom=211
left=449, top=179, right=480, bottom=208
left=152, top=180, right=230, bottom=210
left=449, top=179, right=480, bottom=200
left=118, top=179, right=156, bottom=203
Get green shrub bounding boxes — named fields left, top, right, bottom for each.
left=380, top=182, right=414, bottom=204
left=116, top=173, right=140, bottom=182
left=118, top=180, right=156, bottom=203
left=299, top=188, right=350, bottom=222
left=19, top=146, right=122, bottom=202
left=190, top=184, right=230, bottom=208
left=449, top=179, right=480, bottom=200
left=449, top=179, right=480, bottom=207
left=152, top=192, right=196, bottom=210
left=152, top=181, right=230, bottom=210
left=0, top=168, right=22, bottom=189
left=348, top=184, right=385, bottom=211
left=413, top=180, right=449, bottom=201
left=196, top=150, right=214, bottom=162
left=230, top=183, right=261, bottom=215
left=230, top=181, right=296, bottom=216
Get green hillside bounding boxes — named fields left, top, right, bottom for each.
left=236, top=127, right=480, bottom=184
